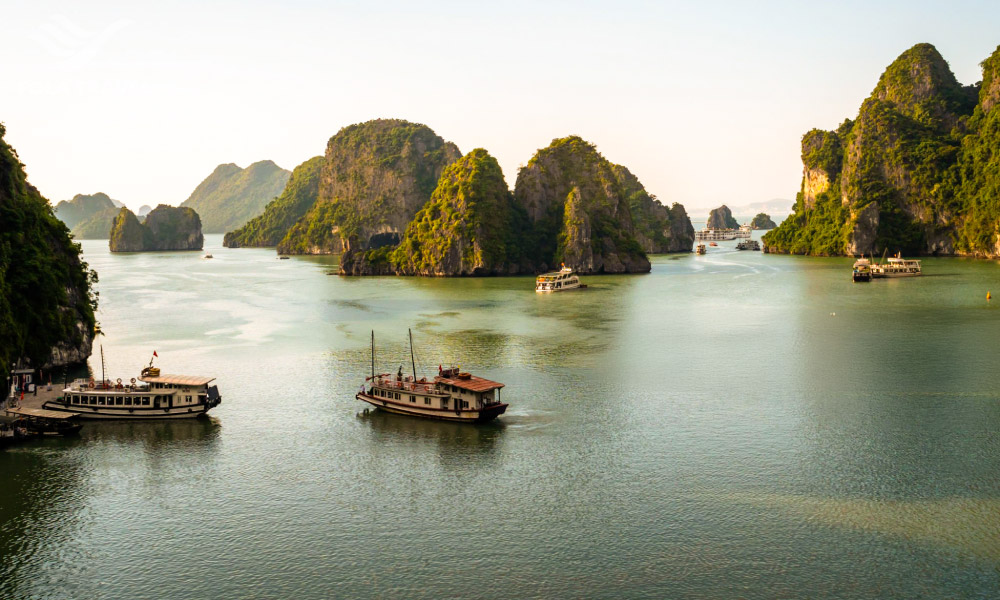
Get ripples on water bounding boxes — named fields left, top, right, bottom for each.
left=2, top=235, right=1000, bottom=599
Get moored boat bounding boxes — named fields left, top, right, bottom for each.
left=853, top=258, right=872, bottom=282
left=535, top=265, right=582, bottom=293
left=356, top=331, right=508, bottom=423
left=41, top=351, right=221, bottom=420
left=872, top=254, right=921, bottom=278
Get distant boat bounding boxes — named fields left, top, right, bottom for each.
left=735, top=239, right=760, bottom=251
left=872, top=254, right=921, bottom=278
left=278, top=256, right=290, bottom=260
left=535, top=266, right=582, bottom=293
left=203, top=254, right=213, bottom=259
left=696, top=243, right=706, bottom=255
left=709, top=242, right=718, bottom=247
left=852, top=258, right=872, bottom=282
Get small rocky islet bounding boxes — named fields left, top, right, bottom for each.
left=109, top=205, right=204, bottom=252
left=225, top=119, right=695, bottom=275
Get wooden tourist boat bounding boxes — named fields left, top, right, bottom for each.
left=356, top=331, right=508, bottom=423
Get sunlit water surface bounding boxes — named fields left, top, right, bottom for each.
left=2, top=234, right=999, bottom=599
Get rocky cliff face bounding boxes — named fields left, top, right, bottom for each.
left=277, top=120, right=460, bottom=266
left=513, top=136, right=651, bottom=273
left=224, top=157, right=324, bottom=248
left=109, top=205, right=203, bottom=251
left=706, top=205, right=739, bottom=229
left=0, top=123, right=96, bottom=379
left=180, top=160, right=291, bottom=233
left=764, top=43, right=996, bottom=257
left=617, top=165, right=694, bottom=253
left=390, top=149, right=529, bottom=276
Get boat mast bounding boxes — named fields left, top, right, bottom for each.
left=408, top=328, right=417, bottom=380
left=370, top=330, right=375, bottom=380
left=100, top=344, right=106, bottom=388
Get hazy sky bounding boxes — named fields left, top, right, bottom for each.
left=3, top=1, right=999, bottom=214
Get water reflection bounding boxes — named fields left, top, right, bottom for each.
left=357, top=409, right=503, bottom=465
left=82, top=416, right=222, bottom=448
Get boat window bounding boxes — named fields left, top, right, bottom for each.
left=98, top=398, right=105, bottom=406
left=186, top=396, right=192, bottom=402
left=116, top=397, right=123, bottom=406
left=410, top=395, right=416, bottom=403
left=424, top=398, right=431, bottom=405
left=124, top=398, right=132, bottom=406
left=441, top=398, right=448, bottom=408
left=142, top=398, right=150, bottom=406
left=462, top=401, right=469, bottom=409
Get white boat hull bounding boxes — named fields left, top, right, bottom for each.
left=41, top=402, right=214, bottom=419
left=357, top=392, right=506, bottom=423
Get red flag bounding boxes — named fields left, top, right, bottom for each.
left=153, top=351, right=158, bottom=357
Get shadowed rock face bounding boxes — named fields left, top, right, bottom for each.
left=277, top=119, right=460, bottom=262
left=764, top=42, right=1000, bottom=257
left=109, top=205, right=203, bottom=252
left=224, top=156, right=324, bottom=248
left=707, top=205, right=739, bottom=230
left=513, top=136, right=652, bottom=274
left=390, top=149, right=531, bottom=276
left=0, top=123, right=96, bottom=378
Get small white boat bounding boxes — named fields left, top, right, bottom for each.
left=535, top=266, right=582, bottom=292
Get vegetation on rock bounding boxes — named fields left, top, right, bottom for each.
left=391, top=149, right=530, bottom=275
left=278, top=119, right=461, bottom=266
left=223, top=157, right=324, bottom=248
left=765, top=43, right=1000, bottom=257
left=109, top=205, right=203, bottom=251
left=0, top=123, right=97, bottom=380
left=750, top=213, right=777, bottom=229
left=180, top=160, right=290, bottom=233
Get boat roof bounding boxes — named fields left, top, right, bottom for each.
left=6, top=407, right=79, bottom=420
left=434, top=374, right=505, bottom=392
left=139, top=374, right=215, bottom=386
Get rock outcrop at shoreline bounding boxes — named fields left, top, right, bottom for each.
left=764, top=43, right=1000, bottom=257
left=109, top=205, right=204, bottom=251
left=0, top=123, right=97, bottom=379
left=389, top=149, right=530, bottom=276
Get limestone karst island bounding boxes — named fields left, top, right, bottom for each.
left=4, top=2, right=1000, bottom=597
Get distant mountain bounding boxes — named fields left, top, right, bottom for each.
left=110, top=198, right=125, bottom=208
left=223, top=157, right=324, bottom=248
left=137, top=205, right=152, bottom=218
left=54, top=192, right=117, bottom=229
left=725, top=199, right=794, bottom=218
left=180, top=161, right=291, bottom=233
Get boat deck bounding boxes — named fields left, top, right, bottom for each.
left=2, top=385, right=65, bottom=421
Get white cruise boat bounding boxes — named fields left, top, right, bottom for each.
left=356, top=331, right=508, bottom=423
left=871, top=254, right=922, bottom=278
left=42, top=356, right=221, bottom=419
left=694, top=225, right=752, bottom=242
left=535, top=266, right=582, bottom=292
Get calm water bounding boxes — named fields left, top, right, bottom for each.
left=2, top=234, right=1000, bottom=599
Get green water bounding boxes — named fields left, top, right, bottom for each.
left=2, top=234, right=1000, bottom=599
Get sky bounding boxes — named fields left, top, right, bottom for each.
left=2, top=0, right=999, bottom=215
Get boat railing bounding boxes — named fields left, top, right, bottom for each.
left=370, top=375, right=438, bottom=394
left=68, top=378, right=149, bottom=393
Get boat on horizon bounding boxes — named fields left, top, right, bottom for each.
left=356, top=330, right=508, bottom=423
